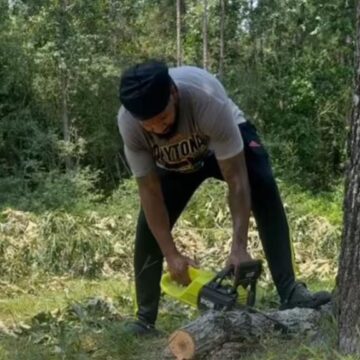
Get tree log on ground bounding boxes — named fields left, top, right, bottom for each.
left=164, top=304, right=333, bottom=360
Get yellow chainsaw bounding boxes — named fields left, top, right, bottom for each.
left=161, top=260, right=262, bottom=311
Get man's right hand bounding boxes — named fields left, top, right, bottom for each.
left=226, top=246, right=253, bottom=287
left=166, top=252, right=198, bottom=286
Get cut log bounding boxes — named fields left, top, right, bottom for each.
left=165, top=304, right=332, bottom=360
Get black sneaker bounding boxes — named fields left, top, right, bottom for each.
left=122, top=319, right=162, bottom=337
left=280, top=282, right=331, bottom=310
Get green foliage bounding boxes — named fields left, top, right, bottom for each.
left=279, top=181, right=344, bottom=226
left=0, top=0, right=354, bottom=193
left=0, top=208, right=135, bottom=280
left=0, top=2, right=355, bottom=357
left=231, top=0, right=354, bottom=189
left=0, top=179, right=342, bottom=285
left=0, top=178, right=145, bottom=281
left=0, top=168, right=101, bottom=213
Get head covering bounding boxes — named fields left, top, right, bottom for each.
left=119, top=60, right=171, bottom=119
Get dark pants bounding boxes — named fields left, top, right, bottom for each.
left=134, top=121, right=295, bottom=324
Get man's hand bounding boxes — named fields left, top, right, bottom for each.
left=226, top=247, right=253, bottom=285
left=166, top=252, right=199, bottom=286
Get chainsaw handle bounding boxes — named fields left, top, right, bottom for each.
left=211, top=267, right=235, bottom=289
left=212, top=260, right=262, bottom=295
left=233, top=260, right=263, bottom=288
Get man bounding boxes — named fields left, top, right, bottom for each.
left=117, top=60, right=331, bottom=336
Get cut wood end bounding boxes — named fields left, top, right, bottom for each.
left=168, top=329, right=196, bottom=360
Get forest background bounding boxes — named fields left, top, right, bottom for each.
left=0, top=0, right=356, bottom=359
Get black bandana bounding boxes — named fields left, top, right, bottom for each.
left=119, top=61, right=171, bottom=119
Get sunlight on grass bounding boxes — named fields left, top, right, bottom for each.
left=0, top=277, right=133, bottom=324
left=0, top=276, right=356, bottom=360
left=0, top=181, right=352, bottom=359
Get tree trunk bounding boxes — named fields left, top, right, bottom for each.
left=176, top=0, right=182, bottom=66
left=109, top=0, right=120, bottom=57
left=165, top=306, right=332, bottom=360
left=59, top=0, right=72, bottom=171
left=337, top=0, right=360, bottom=355
left=203, top=0, right=208, bottom=70
left=218, top=0, right=225, bottom=80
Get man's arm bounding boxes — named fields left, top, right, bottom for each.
left=217, top=151, right=253, bottom=268
left=136, top=170, right=197, bottom=285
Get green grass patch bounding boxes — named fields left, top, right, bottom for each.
left=0, top=276, right=131, bottom=324
left=0, top=177, right=350, bottom=359
left=279, top=181, right=343, bottom=226
left=0, top=276, right=356, bottom=360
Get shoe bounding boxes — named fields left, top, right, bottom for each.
left=280, top=282, right=331, bottom=310
left=122, top=319, right=162, bottom=337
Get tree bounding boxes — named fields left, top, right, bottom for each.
left=218, top=0, right=225, bottom=80
left=337, top=0, right=360, bottom=354
left=202, top=0, right=208, bottom=70
left=234, top=0, right=353, bottom=189
left=0, top=0, right=354, bottom=194
left=59, top=0, right=72, bottom=171
left=176, top=0, right=182, bottom=66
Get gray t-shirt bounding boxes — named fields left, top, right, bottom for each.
left=117, top=66, right=246, bottom=177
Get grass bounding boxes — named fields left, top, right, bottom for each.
left=0, top=275, right=356, bottom=360
left=0, top=276, right=130, bottom=324
left=0, top=276, right=185, bottom=360
left=0, top=178, right=351, bottom=359
left=279, top=181, right=344, bottom=227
